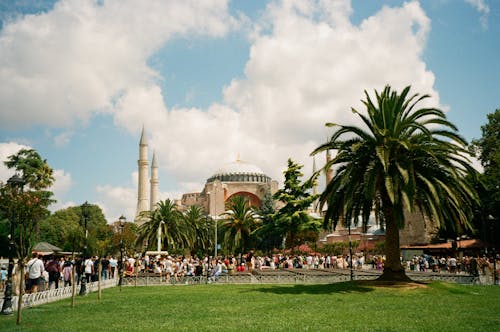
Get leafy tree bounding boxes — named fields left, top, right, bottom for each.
left=0, top=148, right=54, bottom=323
left=136, top=199, right=191, bottom=253
left=312, top=85, right=478, bottom=281
left=273, top=158, right=318, bottom=251
left=38, top=204, right=109, bottom=255
left=471, top=109, right=500, bottom=247
left=253, top=192, right=282, bottom=253
left=37, top=207, right=82, bottom=251
left=111, top=222, right=138, bottom=256
left=220, top=195, right=260, bottom=256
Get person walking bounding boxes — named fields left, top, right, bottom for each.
left=62, top=260, right=73, bottom=287
left=26, top=253, right=45, bottom=293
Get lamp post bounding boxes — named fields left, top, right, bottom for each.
left=209, top=189, right=218, bottom=258
left=205, top=214, right=210, bottom=284
left=79, top=201, right=90, bottom=296
left=488, top=215, right=497, bottom=285
left=1, top=174, right=24, bottom=315
left=118, top=215, right=126, bottom=291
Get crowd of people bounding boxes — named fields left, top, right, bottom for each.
left=2, top=251, right=498, bottom=294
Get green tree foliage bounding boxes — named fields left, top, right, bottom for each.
left=471, top=109, right=500, bottom=247
left=181, top=205, right=210, bottom=257
left=136, top=199, right=191, bottom=253
left=273, top=158, right=319, bottom=251
left=312, top=85, right=479, bottom=281
left=4, top=149, right=54, bottom=190
left=220, top=195, right=260, bottom=255
left=0, top=149, right=55, bottom=258
left=38, top=204, right=110, bottom=255
left=111, top=222, right=138, bottom=256
left=253, top=192, right=282, bottom=253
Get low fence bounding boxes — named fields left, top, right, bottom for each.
left=1, top=278, right=117, bottom=312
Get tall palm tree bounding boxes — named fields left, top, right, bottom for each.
left=136, top=199, right=191, bottom=253
left=220, top=195, right=260, bottom=255
left=181, top=205, right=210, bottom=256
left=312, top=85, right=479, bottom=281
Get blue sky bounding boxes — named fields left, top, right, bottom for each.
left=0, top=0, right=498, bottom=222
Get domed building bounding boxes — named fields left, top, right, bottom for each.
left=134, top=129, right=278, bottom=223
left=179, top=158, right=279, bottom=216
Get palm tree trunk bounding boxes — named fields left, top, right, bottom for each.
left=378, top=197, right=411, bottom=282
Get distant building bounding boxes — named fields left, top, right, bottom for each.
left=134, top=130, right=278, bottom=224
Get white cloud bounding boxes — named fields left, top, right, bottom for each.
left=465, top=0, right=490, bottom=29
left=110, top=0, right=442, bottom=196
left=53, top=131, right=74, bottom=147
left=96, top=184, right=136, bottom=223
left=0, top=0, right=237, bottom=130
left=51, top=169, right=73, bottom=198
left=0, top=142, right=30, bottom=182
left=1, top=0, right=455, bottom=220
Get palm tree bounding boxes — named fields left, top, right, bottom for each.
left=136, top=199, right=191, bottom=253
left=312, top=85, right=478, bottom=281
left=181, top=205, right=210, bottom=257
left=220, top=195, right=260, bottom=256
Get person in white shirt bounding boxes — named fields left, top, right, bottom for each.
left=84, top=257, right=94, bottom=283
left=26, top=253, right=45, bottom=293
left=109, top=257, right=117, bottom=278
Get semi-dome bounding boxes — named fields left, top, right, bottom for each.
left=207, top=159, right=271, bottom=183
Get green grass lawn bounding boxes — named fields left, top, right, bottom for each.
left=1, top=282, right=499, bottom=331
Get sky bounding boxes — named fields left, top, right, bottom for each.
left=0, top=0, right=498, bottom=223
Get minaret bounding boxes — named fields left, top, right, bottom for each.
left=312, top=155, right=318, bottom=196
left=150, top=151, right=159, bottom=211
left=136, top=127, right=149, bottom=221
left=326, top=149, right=334, bottom=185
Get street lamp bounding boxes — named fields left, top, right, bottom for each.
left=205, top=214, right=210, bottom=284
left=209, top=190, right=218, bottom=258
left=118, top=215, right=126, bottom=291
left=1, top=174, right=24, bottom=315
left=79, top=201, right=91, bottom=296
left=488, top=215, right=497, bottom=285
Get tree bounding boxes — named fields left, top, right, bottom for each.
left=273, top=158, right=318, bottom=251
left=38, top=204, right=110, bottom=255
left=136, top=199, right=191, bottom=253
left=312, top=85, right=478, bottom=282
left=471, top=109, right=500, bottom=248
left=181, top=205, right=210, bottom=257
left=253, top=192, right=282, bottom=253
left=220, top=195, right=260, bottom=256
left=0, top=148, right=54, bottom=323
left=111, top=222, right=138, bottom=256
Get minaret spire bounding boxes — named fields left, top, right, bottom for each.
left=326, top=149, right=334, bottom=185
left=312, top=155, right=318, bottom=196
left=136, top=126, right=149, bottom=223
left=150, top=151, right=159, bottom=211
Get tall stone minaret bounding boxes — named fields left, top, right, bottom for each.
left=150, top=151, right=159, bottom=211
left=312, top=155, right=318, bottom=196
left=326, top=149, right=334, bottom=185
left=136, top=127, right=149, bottom=221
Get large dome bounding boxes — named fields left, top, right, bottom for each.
left=207, top=159, right=271, bottom=183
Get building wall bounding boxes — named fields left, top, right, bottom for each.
left=399, top=209, right=438, bottom=246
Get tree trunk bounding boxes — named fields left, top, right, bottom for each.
left=16, top=263, right=24, bottom=325
left=377, top=197, right=412, bottom=282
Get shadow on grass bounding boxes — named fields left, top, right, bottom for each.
left=252, top=281, right=374, bottom=295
